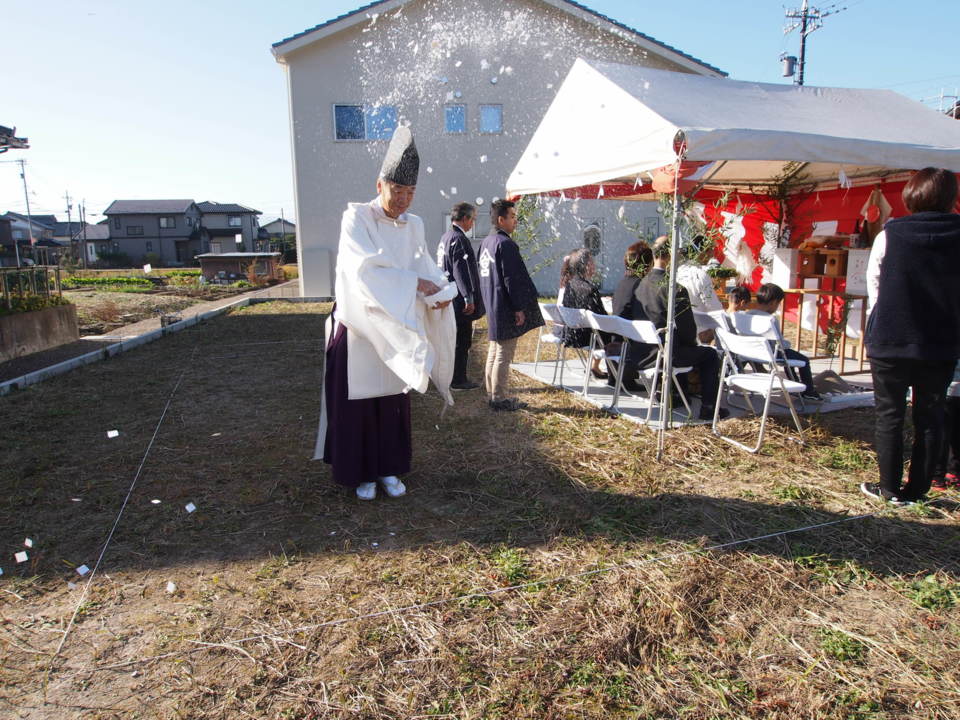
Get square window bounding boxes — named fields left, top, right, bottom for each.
left=334, top=105, right=364, bottom=140
left=444, top=104, right=467, bottom=134
left=128, top=225, right=144, bottom=236
left=365, top=105, right=397, bottom=139
left=479, top=104, right=502, bottom=134
left=228, top=216, right=242, bottom=227
left=159, top=216, right=175, bottom=228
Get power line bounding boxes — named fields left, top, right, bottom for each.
left=780, top=0, right=849, bottom=86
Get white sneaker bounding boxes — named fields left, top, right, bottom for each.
left=356, top=481, right=377, bottom=501
left=378, top=475, right=406, bottom=498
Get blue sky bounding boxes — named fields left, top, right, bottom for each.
left=3, top=0, right=957, bottom=224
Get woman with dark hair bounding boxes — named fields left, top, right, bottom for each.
left=862, top=167, right=960, bottom=505
left=609, top=242, right=657, bottom=391
left=559, top=247, right=609, bottom=379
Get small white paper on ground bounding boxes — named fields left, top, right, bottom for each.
left=67, top=581, right=76, bottom=589
left=71, top=497, right=81, bottom=502
left=166, top=581, right=177, bottom=593
left=15, top=551, right=28, bottom=563
left=143, top=263, right=152, bottom=274
left=151, top=499, right=161, bottom=505
left=76, top=564, right=90, bottom=576
left=107, top=430, right=119, bottom=439
left=0, top=567, right=4, bottom=576
left=211, top=432, right=221, bottom=437
left=185, top=502, right=196, bottom=513
left=24, top=538, right=33, bottom=548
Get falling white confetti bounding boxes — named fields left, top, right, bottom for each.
left=504, top=66, right=514, bottom=75
left=547, top=83, right=554, bottom=89
left=24, top=538, right=33, bottom=548
left=76, top=564, right=89, bottom=576
left=450, top=186, right=458, bottom=195
left=490, top=77, right=498, bottom=84
left=618, top=206, right=626, bottom=220
left=479, top=155, right=488, bottom=163
left=455, top=60, right=462, bottom=67
left=440, top=190, right=448, bottom=198
left=480, top=59, right=490, bottom=70
left=166, top=581, right=177, bottom=593
left=426, top=166, right=433, bottom=174
left=185, top=502, right=197, bottom=513
left=454, top=90, right=462, bottom=98
left=475, top=197, right=484, bottom=205
left=151, top=499, right=161, bottom=505
left=107, top=430, right=119, bottom=439
left=15, top=551, right=28, bottom=563
left=445, top=91, right=454, bottom=102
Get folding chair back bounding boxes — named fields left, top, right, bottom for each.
left=535, top=303, right=565, bottom=381
left=708, top=309, right=734, bottom=332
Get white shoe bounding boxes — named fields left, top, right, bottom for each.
left=356, top=481, right=377, bottom=500
left=378, top=475, right=406, bottom=498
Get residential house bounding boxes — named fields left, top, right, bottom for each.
left=0, top=212, right=56, bottom=244
left=103, top=199, right=203, bottom=265
left=261, top=217, right=296, bottom=240
left=74, top=222, right=111, bottom=265
left=197, top=201, right=262, bottom=252
left=271, top=0, right=724, bottom=296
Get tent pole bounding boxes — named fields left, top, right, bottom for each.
left=657, top=140, right=686, bottom=459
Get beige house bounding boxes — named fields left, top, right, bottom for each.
left=272, top=0, right=723, bottom=296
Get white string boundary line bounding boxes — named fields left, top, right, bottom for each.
left=53, top=350, right=197, bottom=658
left=77, top=511, right=878, bottom=675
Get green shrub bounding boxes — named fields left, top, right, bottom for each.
left=63, top=276, right=153, bottom=290
left=143, top=252, right=162, bottom=267
left=0, top=294, right=72, bottom=317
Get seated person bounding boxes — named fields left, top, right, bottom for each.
left=560, top=248, right=609, bottom=379
left=726, top=285, right=751, bottom=314
left=746, top=283, right=819, bottom=399
left=636, top=237, right=728, bottom=420
left=677, top=234, right=724, bottom=344
left=610, top=242, right=657, bottom=391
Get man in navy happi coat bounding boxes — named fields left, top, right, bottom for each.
left=478, top=199, right=544, bottom=411
left=437, top=201, right=485, bottom=390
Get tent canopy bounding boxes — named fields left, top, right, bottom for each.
left=506, top=59, right=960, bottom=198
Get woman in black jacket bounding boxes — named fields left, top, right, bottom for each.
left=559, top=248, right=609, bottom=379
left=862, top=167, right=960, bottom=504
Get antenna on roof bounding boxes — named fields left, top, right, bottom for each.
left=781, top=0, right=847, bottom=86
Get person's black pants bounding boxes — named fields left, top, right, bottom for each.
left=452, top=315, right=474, bottom=384
left=783, top=347, right=815, bottom=394
left=935, top=396, right=960, bottom=479
left=674, top=344, right=722, bottom=409
left=870, top=356, right=954, bottom=500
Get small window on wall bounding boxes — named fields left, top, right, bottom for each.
left=113, top=218, right=120, bottom=229
left=159, top=216, right=175, bottom=228
left=334, top=104, right=398, bottom=140
left=228, top=216, right=242, bottom=227
left=444, top=104, right=466, bottom=134
left=145, top=241, right=153, bottom=252
left=211, top=241, right=222, bottom=253
left=479, top=104, right=502, bottom=134
left=128, top=225, right=144, bottom=236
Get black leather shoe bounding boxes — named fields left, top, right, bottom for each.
left=700, top=405, right=730, bottom=421
left=451, top=380, right=480, bottom=391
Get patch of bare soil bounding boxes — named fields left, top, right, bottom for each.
left=1, top=303, right=957, bottom=719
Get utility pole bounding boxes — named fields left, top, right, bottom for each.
left=782, top=0, right=847, bottom=86
left=79, top=200, right=88, bottom=270
left=279, top=207, right=287, bottom=260
left=64, top=190, right=74, bottom=261
left=16, top=158, right=37, bottom=266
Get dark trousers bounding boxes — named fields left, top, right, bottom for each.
left=452, top=315, right=474, bottom=384
left=870, top=356, right=954, bottom=500
left=784, top=347, right=815, bottom=394
left=935, top=396, right=960, bottom=479
left=674, top=344, right=722, bottom=409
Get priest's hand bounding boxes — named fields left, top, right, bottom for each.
left=433, top=299, right=452, bottom=309
left=417, top=279, right=441, bottom=296
left=515, top=310, right=525, bottom=326
left=463, top=302, right=476, bottom=316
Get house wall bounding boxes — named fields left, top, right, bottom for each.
left=279, top=0, right=707, bottom=295
left=105, top=206, right=202, bottom=264
left=200, top=213, right=259, bottom=250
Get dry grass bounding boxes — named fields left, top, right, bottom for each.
left=0, top=302, right=958, bottom=719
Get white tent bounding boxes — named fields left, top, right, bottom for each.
left=506, top=59, right=960, bottom=456
left=506, top=59, right=960, bottom=199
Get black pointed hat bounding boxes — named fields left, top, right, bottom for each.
left=379, top=126, right=419, bottom=186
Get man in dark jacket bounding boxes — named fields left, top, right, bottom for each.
left=862, top=167, right=960, bottom=504
left=636, top=238, right=727, bottom=421
left=438, top=202, right=484, bottom=390
left=478, top=199, right=544, bottom=411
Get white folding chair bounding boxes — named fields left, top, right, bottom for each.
left=708, top=309, right=734, bottom=332
left=712, top=328, right=805, bottom=453
left=623, top=320, right=694, bottom=427
left=583, top=311, right=624, bottom=402
left=535, top=302, right=565, bottom=384
left=556, top=305, right=593, bottom=389
left=730, top=311, right=809, bottom=407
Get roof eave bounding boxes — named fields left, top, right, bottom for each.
left=271, top=0, right=409, bottom=60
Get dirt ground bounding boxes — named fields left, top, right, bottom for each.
left=1, top=302, right=958, bottom=719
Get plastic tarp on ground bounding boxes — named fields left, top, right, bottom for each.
left=506, top=59, right=960, bottom=198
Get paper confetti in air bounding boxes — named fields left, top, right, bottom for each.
left=426, top=166, right=433, bottom=174
left=185, top=502, right=196, bottom=513
left=76, top=564, right=89, bottom=576
left=166, top=581, right=177, bottom=593
left=479, top=155, right=487, bottom=163
left=450, top=186, right=457, bottom=195
left=455, top=60, right=462, bottom=67
left=475, top=197, right=484, bottom=205
left=107, top=430, right=119, bottom=439
left=15, top=551, right=28, bottom=563
left=24, top=538, right=33, bottom=548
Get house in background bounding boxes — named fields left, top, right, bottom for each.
left=261, top=217, right=296, bottom=240
left=74, top=222, right=111, bottom=265
left=197, top=201, right=262, bottom=252
left=271, top=0, right=724, bottom=296
left=0, top=211, right=56, bottom=244
left=103, top=200, right=203, bottom=265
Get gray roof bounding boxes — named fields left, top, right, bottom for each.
left=1, top=211, right=56, bottom=228
left=52, top=221, right=81, bottom=236
left=272, top=0, right=725, bottom=76
left=197, top=201, right=261, bottom=214
left=104, top=199, right=196, bottom=215
left=74, top=223, right=110, bottom=241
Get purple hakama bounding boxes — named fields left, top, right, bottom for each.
left=322, top=319, right=412, bottom=488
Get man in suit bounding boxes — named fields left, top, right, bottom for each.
left=438, top=202, right=484, bottom=390
left=636, top=237, right=728, bottom=421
